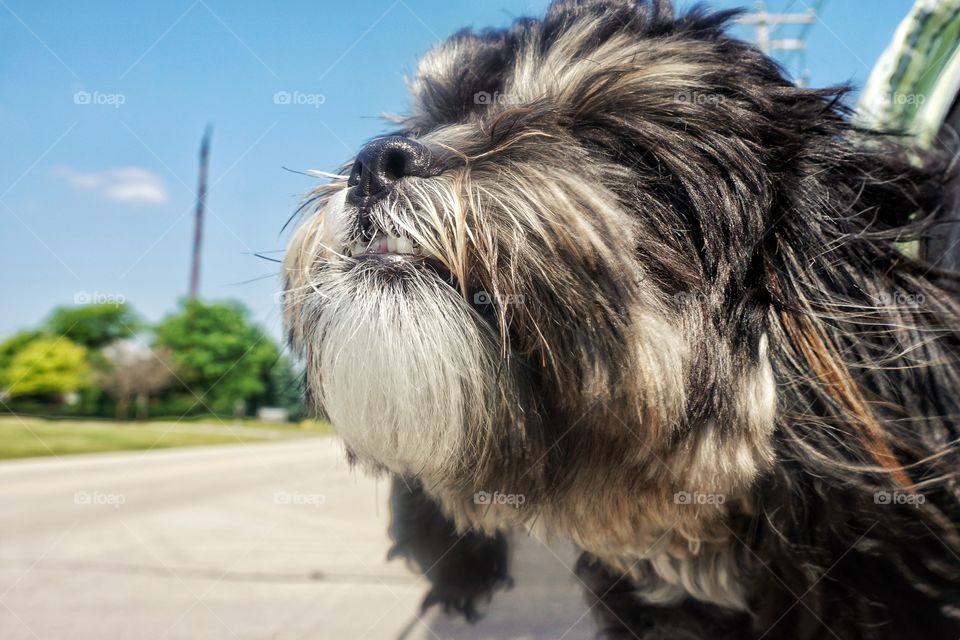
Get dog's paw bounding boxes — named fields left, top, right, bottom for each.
left=388, top=477, right=513, bottom=623
left=389, top=529, right=513, bottom=622
left=419, top=568, right=513, bottom=623
left=578, top=553, right=750, bottom=640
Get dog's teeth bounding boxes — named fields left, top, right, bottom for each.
left=346, top=232, right=421, bottom=256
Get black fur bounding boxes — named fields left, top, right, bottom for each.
left=388, top=478, right=512, bottom=622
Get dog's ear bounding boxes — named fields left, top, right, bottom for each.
left=760, top=117, right=958, bottom=487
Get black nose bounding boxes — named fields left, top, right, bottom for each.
left=346, top=136, right=436, bottom=209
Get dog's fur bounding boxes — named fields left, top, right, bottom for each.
left=283, top=2, right=960, bottom=637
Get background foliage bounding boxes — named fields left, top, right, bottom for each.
left=0, top=300, right=303, bottom=421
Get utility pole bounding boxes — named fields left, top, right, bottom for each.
left=189, top=125, right=212, bottom=300
left=737, top=1, right=817, bottom=84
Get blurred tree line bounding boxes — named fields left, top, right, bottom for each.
left=0, top=300, right=304, bottom=421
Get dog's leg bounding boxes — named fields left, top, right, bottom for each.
left=387, top=476, right=512, bottom=622
left=576, top=553, right=751, bottom=640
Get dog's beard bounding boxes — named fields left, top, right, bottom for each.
left=286, top=196, right=509, bottom=478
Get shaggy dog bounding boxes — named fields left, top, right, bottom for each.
left=283, top=1, right=960, bottom=637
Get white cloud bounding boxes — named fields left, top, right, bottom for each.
left=54, top=166, right=169, bottom=205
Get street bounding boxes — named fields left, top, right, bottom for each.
left=0, top=438, right=596, bottom=639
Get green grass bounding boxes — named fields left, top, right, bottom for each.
left=0, top=417, right=331, bottom=461
left=175, top=415, right=334, bottom=433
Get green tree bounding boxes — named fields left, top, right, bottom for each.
left=7, top=337, right=91, bottom=400
left=46, top=303, right=140, bottom=349
left=153, top=299, right=280, bottom=415
left=0, top=330, right=46, bottom=390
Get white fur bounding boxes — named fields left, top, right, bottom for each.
left=296, top=258, right=503, bottom=479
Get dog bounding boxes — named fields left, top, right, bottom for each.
left=283, top=1, right=960, bottom=638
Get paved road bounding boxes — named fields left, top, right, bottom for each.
left=0, top=438, right=596, bottom=639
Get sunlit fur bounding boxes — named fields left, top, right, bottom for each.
left=284, top=1, right=960, bottom=638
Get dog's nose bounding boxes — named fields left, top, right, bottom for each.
left=346, top=136, right=435, bottom=209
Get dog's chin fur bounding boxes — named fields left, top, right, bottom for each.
left=284, top=1, right=960, bottom=637
left=298, top=255, right=505, bottom=479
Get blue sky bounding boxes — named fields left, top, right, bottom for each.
left=0, top=0, right=915, bottom=342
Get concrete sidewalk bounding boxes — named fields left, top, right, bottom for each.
left=0, top=439, right=596, bottom=639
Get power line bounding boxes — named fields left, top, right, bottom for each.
left=737, top=0, right=820, bottom=85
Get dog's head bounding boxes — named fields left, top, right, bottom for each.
left=283, top=0, right=942, bottom=529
